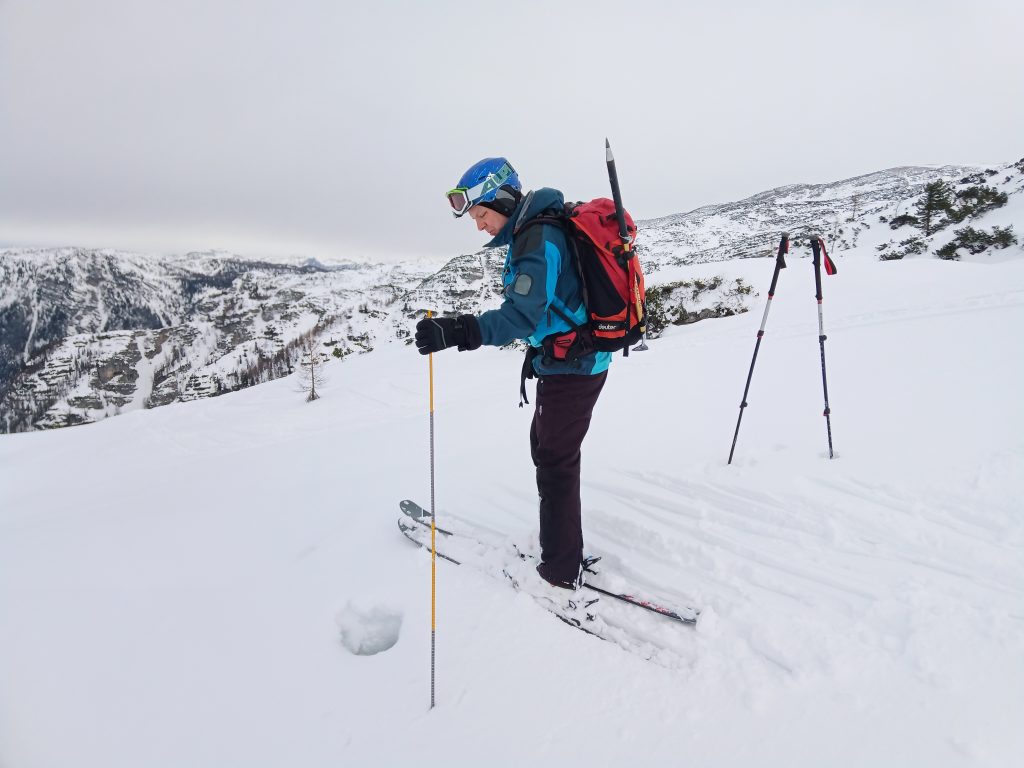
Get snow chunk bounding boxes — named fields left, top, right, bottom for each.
left=337, top=602, right=402, bottom=656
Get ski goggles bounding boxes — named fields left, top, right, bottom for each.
left=446, top=161, right=516, bottom=217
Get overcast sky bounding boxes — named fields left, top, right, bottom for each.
left=1, top=0, right=1022, bottom=263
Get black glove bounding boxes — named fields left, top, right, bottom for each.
left=414, top=314, right=482, bottom=355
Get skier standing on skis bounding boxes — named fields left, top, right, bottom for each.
left=414, top=157, right=610, bottom=592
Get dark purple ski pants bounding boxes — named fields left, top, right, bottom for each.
left=530, top=370, right=607, bottom=586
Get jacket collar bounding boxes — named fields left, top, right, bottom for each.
left=485, top=187, right=564, bottom=248
left=485, top=191, right=532, bottom=248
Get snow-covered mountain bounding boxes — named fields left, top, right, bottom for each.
left=0, top=251, right=439, bottom=431
left=2, top=157, right=1021, bottom=433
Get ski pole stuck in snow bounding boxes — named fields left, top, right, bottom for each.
left=809, top=235, right=838, bottom=459
left=427, top=310, right=438, bottom=709
left=728, top=233, right=790, bottom=464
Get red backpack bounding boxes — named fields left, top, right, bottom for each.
left=518, top=198, right=647, bottom=362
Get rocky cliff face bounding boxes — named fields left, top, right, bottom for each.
left=0, top=251, right=436, bottom=431
left=3, top=159, right=1020, bottom=432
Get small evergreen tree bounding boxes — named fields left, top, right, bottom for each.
left=935, top=224, right=1018, bottom=260
left=914, top=181, right=952, bottom=236
left=888, top=213, right=919, bottom=230
left=948, top=185, right=1009, bottom=223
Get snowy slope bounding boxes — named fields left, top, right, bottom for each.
left=1, top=243, right=1022, bottom=766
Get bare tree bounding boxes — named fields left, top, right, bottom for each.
left=298, top=336, right=328, bottom=402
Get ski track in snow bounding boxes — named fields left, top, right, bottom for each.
left=578, top=458, right=1024, bottom=691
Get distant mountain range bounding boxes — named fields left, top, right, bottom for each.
left=3, top=158, right=1021, bottom=433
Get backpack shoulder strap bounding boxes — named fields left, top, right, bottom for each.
left=513, top=211, right=567, bottom=237
left=514, top=205, right=591, bottom=324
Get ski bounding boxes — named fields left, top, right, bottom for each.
left=397, top=519, right=460, bottom=564
left=399, top=499, right=455, bottom=536
left=399, top=499, right=698, bottom=626
left=398, top=517, right=600, bottom=635
left=512, top=543, right=697, bottom=625
left=579, top=582, right=694, bottom=624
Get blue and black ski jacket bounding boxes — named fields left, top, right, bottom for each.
left=476, top=187, right=611, bottom=377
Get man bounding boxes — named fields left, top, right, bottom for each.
left=414, top=157, right=611, bottom=595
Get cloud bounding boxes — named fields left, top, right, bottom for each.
left=2, top=0, right=1022, bottom=262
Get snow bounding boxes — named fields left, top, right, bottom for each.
left=22, top=294, right=40, bottom=364
left=1, top=250, right=1023, bottom=767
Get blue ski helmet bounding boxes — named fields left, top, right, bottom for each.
left=446, top=157, right=521, bottom=218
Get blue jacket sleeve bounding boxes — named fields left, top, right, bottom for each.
left=477, top=224, right=562, bottom=347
